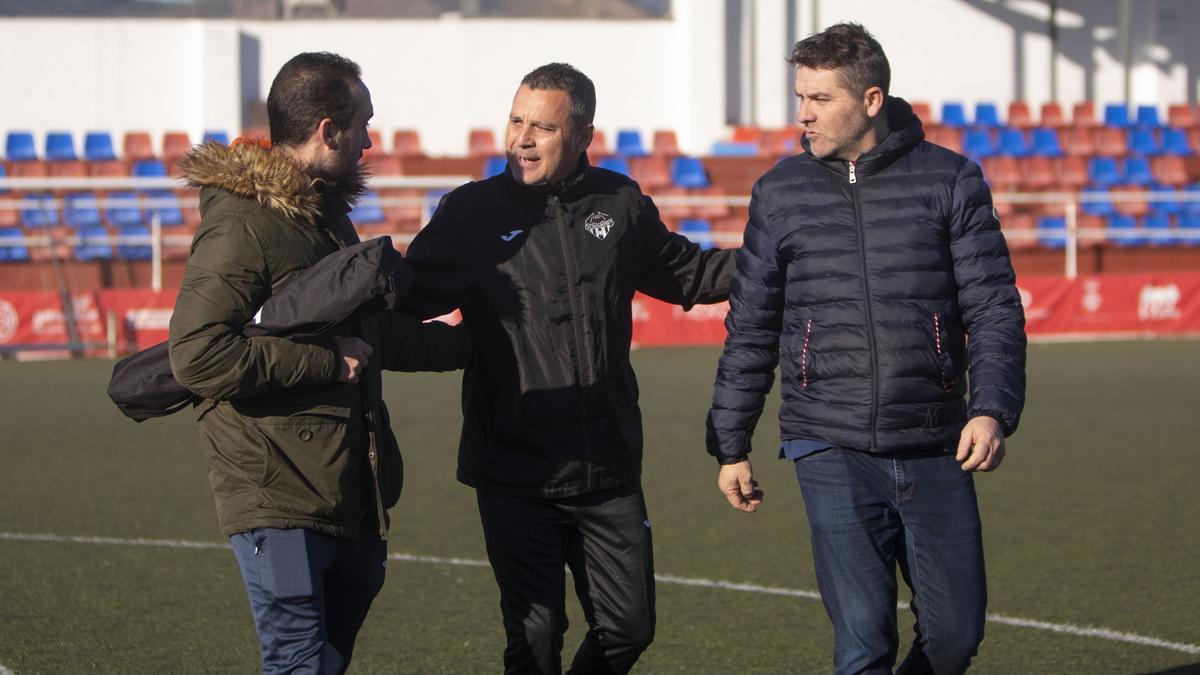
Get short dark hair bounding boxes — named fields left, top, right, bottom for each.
left=267, top=52, right=363, bottom=148
left=789, top=23, right=890, bottom=97
left=520, top=62, right=597, bottom=136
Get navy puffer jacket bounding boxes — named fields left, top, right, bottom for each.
left=707, top=97, right=1026, bottom=460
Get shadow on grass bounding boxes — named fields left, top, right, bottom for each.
left=1141, top=664, right=1200, bottom=675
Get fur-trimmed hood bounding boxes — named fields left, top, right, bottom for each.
left=180, top=141, right=367, bottom=226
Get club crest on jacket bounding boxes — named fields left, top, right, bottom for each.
left=585, top=212, right=615, bottom=240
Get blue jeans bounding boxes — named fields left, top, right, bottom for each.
left=229, top=528, right=387, bottom=675
left=793, top=448, right=986, bottom=675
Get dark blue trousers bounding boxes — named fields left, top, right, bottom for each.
left=794, top=448, right=987, bottom=675
left=229, top=527, right=387, bottom=675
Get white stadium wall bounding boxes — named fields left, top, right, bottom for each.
left=1, top=0, right=1198, bottom=158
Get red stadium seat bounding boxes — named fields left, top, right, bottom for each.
left=1152, top=155, right=1189, bottom=186
left=909, top=102, right=934, bottom=129
left=1019, top=156, right=1056, bottom=191
left=690, top=186, right=730, bottom=219
left=391, top=130, right=424, bottom=158
left=364, top=155, right=402, bottom=176
left=1007, top=101, right=1033, bottom=129
left=380, top=188, right=424, bottom=225
left=1167, top=104, right=1196, bottom=129
left=88, top=160, right=130, bottom=177
left=468, top=129, right=497, bottom=157
left=982, top=156, right=1020, bottom=192
left=1040, top=102, right=1066, bottom=128
left=652, top=130, right=680, bottom=156
left=123, top=132, right=155, bottom=161
left=7, top=161, right=48, bottom=178
left=590, top=129, right=609, bottom=155
left=1112, top=185, right=1149, bottom=217
left=1000, top=212, right=1036, bottom=249
left=1057, top=156, right=1090, bottom=190
left=761, top=128, right=801, bottom=156
left=1096, top=126, right=1128, bottom=157
left=1071, top=102, right=1099, bottom=127
left=48, top=160, right=86, bottom=178
left=928, top=127, right=962, bottom=154
left=630, top=155, right=671, bottom=191
left=731, top=126, right=762, bottom=144
left=1060, top=127, right=1097, bottom=156
left=162, top=132, right=193, bottom=164
left=651, top=185, right=690, bottom=219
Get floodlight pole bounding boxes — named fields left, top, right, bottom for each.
left=152, top=211, right=162, bottom=293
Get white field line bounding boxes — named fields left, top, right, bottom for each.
left=0, top=665, right=13, bottom=675
left=2, top=531, right=1198, bottom=656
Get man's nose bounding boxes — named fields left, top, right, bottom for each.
left=517, top=125, right=535, bottom=146
left=797, top=101, right=815, bottom=125
left=362, top=133, right=373, bottom=150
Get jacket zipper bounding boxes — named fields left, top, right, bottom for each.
left=849, top=160, right=878, bottom=451
left=551, top=195, right=594, bottom=489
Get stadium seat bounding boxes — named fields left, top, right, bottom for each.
left=1153, top=155, right=1190, bottom=186
left=731, top=126, right=762, bottom=144
left=909, top=102, right=934, bottom=127
left=143, top=190, right=184, bottom=227
left=202, top=130, right=230, bottom=145
left=678, top=219, right=714, bottom=250
left=121, top=132, right=154, bottom=161
left=1040, top=102, right=1065, bottom=128
left=1080, top=186, right=1116, bottom=216
left=63, top=192, right=102, bottom=228
left=0, top=163, right=7, bottom=197
left=392, top=130, right=424, bottom=158
left=1128, top=128, right=1161, bottom=156
left=1104, top=104, right=1130, bottom=127
left=615, top=129, right=648, bottom=157
left=629, top=155, right=670, bottom=191
left=1135, top=105, right=1161, bottom=128
left=589, top=129, right=609, bottom=156
left=598, top=156, right=632, bottom=177
left=1162, top=128, right=1192, bottom=156
left=1148, top=184, right=1182, bottom=216
left=1143, top=214, right=1176, bottom=245
left=379, top=188, right=425, bottom=225
left=1184, top=184, right=1200, bottom=216
left=1076, top=214, right=1106, bottom=246
left=162, top=132, right=193, bottom=163
left=365, top=155, right=402, bottom=176
left=84, top=132, right=118, bottom=161
left=349, top=191, right=385, bottom=225
left=1122, top=157, right=1154, bottom=186
left=963, top=129, right=995, bottom=159
left=710, top=142, right=758, bottom=157
left=1029, top=128, right=1063, bottom=157
left=940, top=102, right=967, bottom=127
left=48, top=160, right=87, bottom=179
left=982, top=156, right=1020, bottom=190
left=1071, top=102, right=1098, bottom=127
left=1007, top=101, right=1032, bottom=129
left=20, top=194, right=58, bottom=228
left=996, top=129, right=1029, bottom=157
left=131, top=160, right=168, bottom=178
left=669, top=156, right=709, bottom=188
left=104, top=191, right=143, bottom=227
left=974, top=102, right=1001, bottom=128
left=1106, top=214, right=1143, bottom=246
left=467, top=129, right=497, bottom=157
left=1036, top=215, right=1066, bottom=247
left=761, top=128, right=800, bottom=156
left=116, top=224, right=152, bottom=260
left=1112, top=184, right=1149, bottom=217
left=0, top=227, right=29, bottom=262
left=1096, top=126, right=1128, bottom=156
left=45, top=132, right=77, bottom=161
left=482, top=156, right=508, bottom=178
left=1019, top=156, right=1056, bottom=190
left=74, top=225, right=114, bottom=261
left=5, top=131, right=38, bottom=161
left=927, top=127, right=962, bottom=154
left=1179, top=214, right=1200, bottom=244
left=652, top=130, right=680, bottom=156
left=1060, top=127, right=1097, bottom=156
left=688, top=186, right=731, bottom=219
left=1167, top=104, right=1196, bottom=129
left=88, top=160, right=130, bottom=177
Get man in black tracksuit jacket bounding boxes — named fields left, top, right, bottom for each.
left=404, top=63, right=735, bottom=674
left=707, top=25, right=1026, bottom=674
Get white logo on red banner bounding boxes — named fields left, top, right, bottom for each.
left=1138, top=284, right=1182, bottom=321
left=0, top=300, right=18, bottom=344
left=1082, top=279, right=1103, bottom=314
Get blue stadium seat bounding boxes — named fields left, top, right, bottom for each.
left=963, top=129, right=995, bottom=159
left=1185, top=184, right=1200, bottom=216
left=1123, top=157, right=1153, bottom=186
left=1029, top=128, right=1063, bottom=157
left=143, top=190, right=184, bottom=227
left=598, top=156, right=631, bottom=177
left=1148, top=184, right=1182, bottom=217
left=116, top=224, right=151, bottom=260
left=678, top=218, right=714, bottom=250
left=710, top=142, right=758, bottom=156
left=0, top=163, right=8, bottom=195
left=1142, top=214, right=1176, bottom=246
left=84, top=132, right=117, bottom=161
left=349, top=191, right=385, bottom=225
left=1080, top=186, right=1116, bottom=216
left=974, top=102, right=1001, bottom=128
left=20, top=194, right=58, bottom=228
left=63, top=192, right=102, bottom=228
left=1162, top=128, right=1192, bottom=156
left=1104, top=104, right=1130, bottom=127
left=615, top=130, right=648, bottom=157
left=203, top=130, right=230, bottom=145
left=940, top=102, right=968, bottom=127
left=1128, top=128, right=1161, bottom=156
left=1106, top=214, right=1143, bottom=246
left=45, top=132, right=77, bottom=161
left=132, top=160, right=168, bottom=178
left=483, top=156, right=508, bottom=178
left=1036, top=215, right=1066, bottom=248
left=670, top=156, right=710, bottom=188
left=996, top=129, right=1029, bottom=157
left=104, top=191, right=143, bottom=227
left=0, top=227, right=30, bottom=262
left=1179, top=214, right=1200, bottom=245
left=1135, top=105, right=1161, bottom=128
left=72, top=225, right=112, bottom=260
left=1087, top=157, right=1121, bottom=187
left=5, top=131, right=37, bottom=161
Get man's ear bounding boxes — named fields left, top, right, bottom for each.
left=318, top=117, right=338, bottom=149
left=864, top=86, right=886, bottom=119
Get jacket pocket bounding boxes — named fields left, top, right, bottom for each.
left=250, top=414, right=360, bottom=522
left=932, top=312, right=958, bottom=392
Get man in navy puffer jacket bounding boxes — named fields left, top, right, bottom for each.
left=706, top=23, right=1026, bottom=675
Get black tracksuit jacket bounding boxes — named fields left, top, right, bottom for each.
left=406, top=157, right=735, bottom=497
